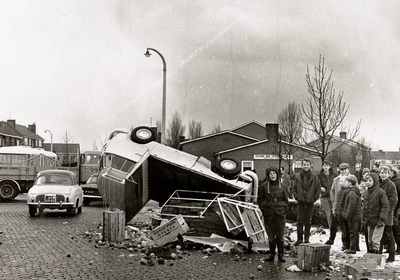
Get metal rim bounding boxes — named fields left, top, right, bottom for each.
left=220, top=159, right=237, bottom=171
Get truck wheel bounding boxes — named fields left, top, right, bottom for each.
left=130, top=126, right=156, bottom=144
left=0, top=181, right=19, bottom=200
left=29, top=207, right=37, bottom=217
left=215, top=158, right=241, bottom=178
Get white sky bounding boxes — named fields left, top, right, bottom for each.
left=1, top=0, right=399, bottom=151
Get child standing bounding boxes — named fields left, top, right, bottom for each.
left=341, top=175, right=362, bottom=254
left=258, top=167, right=289, bottom=262
left=362, top=173, right=389, bottom=254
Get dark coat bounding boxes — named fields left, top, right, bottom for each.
left=258, top=167, right=289, bottom=220
left=379, top=178, right=398, bottom=226
left=318, top=168, right=337, bottom=198
left=343, top=185, right=362, bottom=221
left=363, top=173, right=389, bottom=226
left=391, top=174, right=400, bottom=214
left=293, top=170, right=321, bottom=204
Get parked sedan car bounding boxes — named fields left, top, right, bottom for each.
left=27, top=170, right=83, bottom=217
left=81, top=173, right=102, bottom=206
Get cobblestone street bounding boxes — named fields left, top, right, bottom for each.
left=0, top=195, right=337, bottom=280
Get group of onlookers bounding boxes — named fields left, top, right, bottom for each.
left=258, top=159, right=400, bottom=263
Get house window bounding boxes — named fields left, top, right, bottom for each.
left=242, top=161, right=254, bottom=173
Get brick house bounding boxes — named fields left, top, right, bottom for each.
left=0, top=119, right=44, bottom=148
left=179, top=121, right=320, bottom=177
left=43, top=143, right=80, bottom=167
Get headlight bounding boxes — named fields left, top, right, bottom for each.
left=29, top=195, right=36, bottom=202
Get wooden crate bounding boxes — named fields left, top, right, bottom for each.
left=345, top=253, right=395, bottom=280
left=103, top=209, right=125, bottom=243
left=297, top=243, right=330, bottom=271
left=150, top=215, right=189, bottom=246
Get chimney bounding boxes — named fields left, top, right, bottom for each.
left=265, top=123, right=279, bottom=144
left=7, top=119, right=15, bottom=128
left=340, top=132, right=347, bottom=139
left=28, top=123, right=36, bottom=134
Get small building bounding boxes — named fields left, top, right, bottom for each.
left=179, top=121, right=320, bottom=177
left=0, top=119, right=44, bottom=148
left=308, top=132, right=372, bottom=173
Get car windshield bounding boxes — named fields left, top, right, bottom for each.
left=86, top=175, right=97, bottom=184
left=35, top=174, right=72, bottom=185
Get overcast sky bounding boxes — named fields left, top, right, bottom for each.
left=1, top=0, right=399, bottom=151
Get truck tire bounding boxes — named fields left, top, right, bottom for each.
left=130, top=126, right=156, bottom=144
left=215, top=158, right=241, bottom=178
left=0, top=181, right=19, bottom=201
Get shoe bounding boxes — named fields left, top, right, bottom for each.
left=304, top=240, right=310, bottom=244
left=345, top=250, right=356, bottom=254
left=387, top=256, right=395, bottom=263
left=293, top=240, right=303, bottom=246
left=278, top=255, right=286, bottom=262
left=325, top=240, right=334, bottom=245
left=266, top=254, right=275, bottom=262
left=341, top=246, right=349, bottom=251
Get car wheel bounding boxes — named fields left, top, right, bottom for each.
left=130, top=126, right=156, bottom=144
left=83, top=199, right=91, bottom=206
left=29, top=207, right=37, bottom=217
left=215, top=158, right=241, bottom=178
left=0, top=181, right=19, bottom=201
left=78, top=205, right=82, bottom=214
left=67, top=206, right=77, bottom=216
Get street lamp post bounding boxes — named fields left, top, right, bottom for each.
left=144, top=48, right=167, bottom=145
left=45, top=129, right=53, bottom=152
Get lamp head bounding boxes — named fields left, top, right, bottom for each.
left=144, top=50, right=151, bottom=57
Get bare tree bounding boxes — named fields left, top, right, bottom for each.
left=60, top=130, right=75, bottom=167
left=276, top=102, right=305, bottom=174
left=301, top=55, right=360, bottom=163
left=211, top=124, right=222, bottom=134
left=166, top=111, right=186, bottom=149
left=188, top=119, right=203, bottom=140
left=278, top=102, right=303, bottom=144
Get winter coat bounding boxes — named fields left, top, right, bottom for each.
left=330, top=175, right=347, bottom=215
left=362, top=173, right=389, bottom=226
left=379, top=178, right=398, bottom=226
left=318, top=168, right=337, bottom=199
left=258, top=167, right=289, bottom=221
left=292, top=169, right=321, bottom=204
left=391, top=175, right=400, bottom=214
left=343, top=185, right=362, bottom=221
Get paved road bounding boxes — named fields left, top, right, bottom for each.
left=0, top=194, right=336, bottom=280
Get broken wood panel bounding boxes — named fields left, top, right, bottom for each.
left=241, top=209, right=266, bottom=242
left=218, top=201, right=243, bottom=235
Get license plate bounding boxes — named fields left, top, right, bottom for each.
left=45, top=195, right=56, bottom=203
left=85, top=190, right=94, bottom=194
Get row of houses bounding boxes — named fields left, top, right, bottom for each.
left=1, top=119, right=398, bottom=175
left=178, top=121, right=396, bottom=176
left=0, top=119, right=79, bottom=165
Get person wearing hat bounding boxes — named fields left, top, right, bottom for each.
left=339, top=175, right=362, bottom=254
left=328, top=163, right=351, bottom=248
left=362, top=172, right=389, bottom=254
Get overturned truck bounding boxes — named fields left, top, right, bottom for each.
left=97, top=126, right=264, bottom=241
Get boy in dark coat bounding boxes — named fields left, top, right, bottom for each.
left=258, top=167, right=289, bottom=262
left=362, top=173, right=389, bottom=254
left=292, top=158, right=321, bottom=246
left=341, top=175, right=362, bottom=254
left=389, top=166, right=400, bottom=254
left=378, top=166, right=398, bottom=262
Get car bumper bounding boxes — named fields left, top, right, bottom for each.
left=83, top=195, right=102, bottom=200
left=27, top=202, right=75, bottom=209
